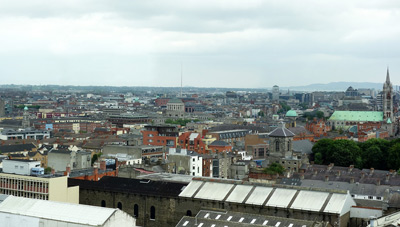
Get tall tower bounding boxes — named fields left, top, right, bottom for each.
left=383, top=68, right=393, bottom=122
left=22, top=106, right=30, bottom=129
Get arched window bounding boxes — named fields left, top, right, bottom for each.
left=117, top=202, right=122, bottom=210
left=150, top=206, right=156, bottom=220
left=275, top=141, right=280, bottom=152
left=134, top=204, right=139, bottom=217
left=101, top=200, right=106, bottom=207
left=186, top=210, right=192, bottom=216
left=287, top=140, right=291, bottom=151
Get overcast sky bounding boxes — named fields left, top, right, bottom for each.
left=0, top=0, right=399, bottom=88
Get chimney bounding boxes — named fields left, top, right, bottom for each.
left=325, top=175, right=329, bottom=182
left=361, top=172, right=365, bottom=179
left=336, top=170, right=341, bottom=178
left=313, top=170, right=318, bottom=177
left=327, top=163, right=334, bottom=171
left=300, top=174, right=304, bottom=180
left=348, top=165, right=354, bottom=173
left=93, top=163, right=98, bottom=176
left=370, top=168, right=374, bottom=176
left=376, top=179, right=381, bottom=186
left=65, top=164, right=71, bottom=177
left=51, top=168, right=55, bottom=175
left=350, top=177, right=355, bottom=184
left=386, top=173, right=390, bottom=182
left=100, top=160, right=106, bottom=171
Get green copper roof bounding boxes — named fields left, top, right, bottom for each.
left=285, top=110, right=298, bottom=117
left=329, top=111, right=383, bottom=122
left=387, top=118, right=392, bottom=124
left=24, top=106, right=28, bottom=111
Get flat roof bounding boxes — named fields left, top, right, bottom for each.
left=0, top=195, right=118, bottom=226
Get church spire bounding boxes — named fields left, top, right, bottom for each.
left=386, top=67, right=390, bottom=84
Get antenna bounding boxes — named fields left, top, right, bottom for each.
left=180, top=63, right=183, bottom=98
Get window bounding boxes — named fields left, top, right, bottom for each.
left=101, top=200, right=106, bottom=207
left=117, top=202, right=122, bottom=210
left=275, top=141, right=280, bottom=152
left=377, top=196, right=382, bottom=200
left=150, top=206, right=156, bottom=220
left=287, top=140, right=291, bottom=151
left=134, top=204, right=139, bottom=217
left=368, top=196, right=373, bottom=199
left=186, top=210, right=192, bottom=216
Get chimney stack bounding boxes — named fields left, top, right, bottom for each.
left=313, top=170, right=318, bottom=177
left=325, top=175, right=329, bottom=182
left=348, top=165, right=354, bottom=173
left=300, top=174, right=305, bottom=180
left=386, top=173, right=390, bottom=182
left=361, top=172, right=365, bottom=179
left=336, top=170, right=341, bottom=178
left=100, top=160, right=106, bottom=171
left=376, top=179, right=381, bottom=186
left=327, top=163, right=334, bottom=171
left=370, top=168, right=374, bottom=176
left=350, top=177, right=355, bottom=184
left=51, top=168, right=55, bottom=175
left=93, top=163, right=98, bottom=176
left=65, top=164, right=71, bottom=177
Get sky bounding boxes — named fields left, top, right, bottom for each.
left=0, top=0, right=399, bottom=88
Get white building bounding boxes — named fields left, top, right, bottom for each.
left=2, top=160, right=41, bottom=175
left=0, top=195, right=136, bottom=227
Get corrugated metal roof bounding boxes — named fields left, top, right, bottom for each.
left=179, top=180, right=204, bottom=198
left=329, top=111, right=383, bottom=122
left=195, top=182, right=234, bottom=201
left=226, top=185, right=253, bottom=203
left=266, top=188, right=297, bottom=208
left=245, top=187, right=273, bottom=205
left=0, top=196, right=117, bottom=226
left=291, top=191, right=329, bottom=211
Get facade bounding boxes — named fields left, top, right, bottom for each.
left=269, top=125, right=303, bottom=171
left=272, top=85, right=279, bottom=101
left=0, top=173, right=78, bottom=203
left=0, top=128, right=51, bottom=140
left=33, top=117, right=108, bottom=133
left=71, top=177, right=357, bottom=227
left=166, top=98, right=185, bottom=118
left=107, top=114, right=150, bottom=128
left=0, top=195, right=136, bottom=227
left=48, top=149, right=91, bottom=172
left=141, top=125, right=179, bottom=147
left=2, top=160, right=41, bottom=175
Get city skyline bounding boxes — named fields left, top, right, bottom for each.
left=0, top=1, right=399, bottom=88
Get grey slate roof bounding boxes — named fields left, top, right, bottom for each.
left=209, top=140, right=230, bottom=146
left=269, top=127, right=295, bottom=137
left=292, top=140, right=314, bottom=154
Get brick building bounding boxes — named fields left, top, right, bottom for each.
left=141, top=125, right=179, bottom=148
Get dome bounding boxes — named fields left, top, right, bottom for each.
left=285, top=110, right=297, bottom=117
left=24, top=106, right=28, bottom=111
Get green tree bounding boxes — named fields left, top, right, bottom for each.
left=91, top=152, right=102, bottom=165
left=44, top=167, right=52, bottom=174
left=315, top=111, right=324, bottom=119
left=388, top=143, right=400, bottom=170
left=330, top=140, right=361, bottom=167
left=263, top=163, right=285, bottom=175
left=312, top=139, right=334, bottom=164
left=362, top=146, right=384, bottom=169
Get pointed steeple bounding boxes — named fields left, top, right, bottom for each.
left=386, top=67, right=391, bottom=84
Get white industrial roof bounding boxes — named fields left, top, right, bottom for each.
left=245, top=187, right=273, bottom=205
left=324, top=193, right=355, bottom=215
left=0, top=196, right=117, bottom=226
left=266, top=188, right=297, bottom=208
left=195, top=182, right=234, bottom=201
left=291, top=191, right=329, bottom=212
left=179, top=181, right=204, bottom=198
left=225, top=185, right=253, bottom=203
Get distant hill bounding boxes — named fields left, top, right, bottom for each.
left=282, top=82, right=388, bottom=91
